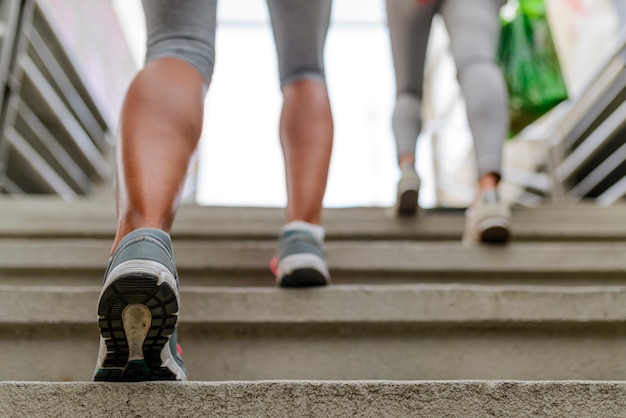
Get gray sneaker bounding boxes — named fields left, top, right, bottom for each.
left=274, top=229, right=330, bottom=287
left=395, top=166, right=420, bottom=217
left=94, top=228, right=187, bottom=381
left=463, top=189, right=512, bottom=245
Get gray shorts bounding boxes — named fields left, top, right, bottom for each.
left=142, top=0, right=332, bottom=88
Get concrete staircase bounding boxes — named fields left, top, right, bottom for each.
left=1, top=197, right=626, bottom=416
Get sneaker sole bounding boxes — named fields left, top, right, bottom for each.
left=396, top=189, right=419, bottom=217
left=277, top=253, right=330, bottom=288
left=479, top=218, right=511, bottom=244
left=95, top=260, right=179, bottom=381
left=279, top=268, right=328, bottom=287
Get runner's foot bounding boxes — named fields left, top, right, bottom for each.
left=94, top=228, right=187, bottom=381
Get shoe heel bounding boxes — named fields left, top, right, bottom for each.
left=478, top=218, right=511, bottom=244
left=397, top=189, right=419, bottom=216
left=122, top=304, right=152, bottom=361
left=117, top=304, right=153, bottom=380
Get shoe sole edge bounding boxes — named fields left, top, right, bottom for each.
left=396, top=189, right=419, bottom=216
left=277, top=253, right=330, bottom=287
left=95, top=259, right=180, bottom=381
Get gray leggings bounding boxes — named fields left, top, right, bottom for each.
left=386, top=0, right=508, bottom=178
left=142, top=0, right=332, bottom=88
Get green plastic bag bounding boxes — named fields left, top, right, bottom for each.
left=498, top=0, right=568, bottom=136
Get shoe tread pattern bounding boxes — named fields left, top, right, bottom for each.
left=95, top=274, right=178, bottom=381
left=279, top=268, right=328, bottom=288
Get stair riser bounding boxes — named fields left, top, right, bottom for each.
left=3, top=284, right=626, bottom=381
left=0, top=201, right=624, bottom=242
left=2, top=241, right=626, bottom=286
left=2, top=324, right=626, bottom=381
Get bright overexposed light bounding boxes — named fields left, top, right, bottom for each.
left=112, top=0, right=435, bottom=208
left=198, top=1, right=406, bottom=208
left=110, top=0, right=624, bottom=209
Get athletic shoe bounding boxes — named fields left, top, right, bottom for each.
left=463, top=189, right=512, bottom=245
left=273, top=228, right=330, bottom=287
left=94, top=228, right=187, bottom=381
left=395, top=165, right=421, bottom=216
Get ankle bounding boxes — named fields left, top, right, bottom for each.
left=398, top=155, right=415, bottom=172
left=477, top=173, right=500, bottom=191
left=282, top=221, right=325, bottom=243
left=472, top=174, right=501, bottom=208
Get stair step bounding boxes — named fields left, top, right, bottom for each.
left=4, top=284, right=626, bottom=325
left=2, top=198, right=625, bottom=388
left=2, top=381, right=626, bottom=417
left=0, top=197, right=624, bottom=241
left=1, top=239, right=626, bottom=286
left=3, top=285, right=626, bottom=381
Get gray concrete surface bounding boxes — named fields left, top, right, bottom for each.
left=1, top=240, right=626, bottom=286
left=4, top=321, right=626, bottom=382
left=4, top=284, right=626, bottom=325
left=1, top=197, right=626, bottom=405
left=0, top=197, right=623, bottom=241
left=3, top=285, right=626, bottom=381
left=2, top=381, right=626, bottom=417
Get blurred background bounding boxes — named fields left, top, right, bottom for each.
left=113, top=0, right=626, bottom=209
left=1, top=0, right=624, bottom=209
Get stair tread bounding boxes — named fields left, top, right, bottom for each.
left=2, top=381, right=626, bottom=418
left=1, top=198, right=625, bottom=384
left=3, top=284, right=626, bottom=325
left=0, top=239, right=623, bottom=273
left=0, top=198, right=623, bottom=241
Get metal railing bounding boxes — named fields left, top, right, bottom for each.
left=544, top=29, right=626, bottom=206
left=0, top=0, right=116, bottom=197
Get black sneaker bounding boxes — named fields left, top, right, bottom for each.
left=94, top=228, right=187, bottom=381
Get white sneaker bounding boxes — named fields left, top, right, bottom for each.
left=463, top=189, right=512, bottom=246
left=395, top=166, right=421, bottom=217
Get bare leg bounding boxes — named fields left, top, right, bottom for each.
left=113, top=57, right=208, bottom=252
left=471, top=172, right=500, bottom=205
left=280, top=79, right=333, bottom=225
left=398, top=154, right=415, bottom=168
left=267, top=0, right=333, bottom=286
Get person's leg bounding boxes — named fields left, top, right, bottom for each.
left=441, top=0, right=511, bottom=243
left=114, top=0, right=217, bottom=251
left=114, top=58, right=207, bottom=250
left=441, top=0, right=509, bottom=195
left=279, top=81, right=333, bottom=225
left=267, top=0, right=333, bottom=287
left=95, top=0, right=217, bottom=381
left=385, top=0, right=436, bottom=215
